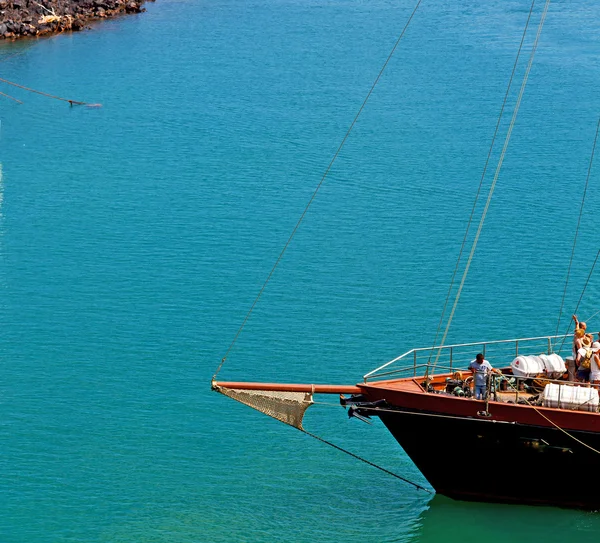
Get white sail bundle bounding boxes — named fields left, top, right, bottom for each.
left=511, top=353, right=566, bottom=379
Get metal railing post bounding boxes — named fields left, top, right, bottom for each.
left=413, top=351, right=417, bottom=377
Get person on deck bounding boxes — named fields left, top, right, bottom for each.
left=572, top=314, right=593, bottom=345
left=572, top=315, right=587, bottom=366
left=589, top=342, right=600, bottom=385
left=468, top=353, right=501, bottom=400
left=576, top=336, right=593, bottom=382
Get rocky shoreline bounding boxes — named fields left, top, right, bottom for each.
left=0, top=0, right=149, bottom=40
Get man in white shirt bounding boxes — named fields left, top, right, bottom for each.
left=469, top=353, right=500, bottom=400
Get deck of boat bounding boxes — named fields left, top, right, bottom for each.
left=364, top=378, right=425, bottom=393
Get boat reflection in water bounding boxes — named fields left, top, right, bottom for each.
left=413, top=494, right=600, bottom=543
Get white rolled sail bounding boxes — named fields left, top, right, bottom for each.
left=539, top=353, right=566, bottom=379
left=511, top=353, right=566, bottom=378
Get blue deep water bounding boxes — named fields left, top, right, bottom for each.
left=2, top=1, right=600, bottom=541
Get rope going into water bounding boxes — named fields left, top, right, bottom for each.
left=0, top=76, right=96, bottom=106
left=427, top=0, right=538, bottom=369
left=554, top=117, right=600, bottom=347
left=213, top=0, right=424, bottom=380
left=0, top=45, right=36, bottom=66
left=300, top=428, right=432, bottom=493
left=428, top=0, right=551, bottom=378
left=0, top=46, right=53, bottom=104
left=0, top=89, right=22, bottom=104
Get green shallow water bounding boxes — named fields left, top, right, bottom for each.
left=1, top=0, right=600, bottom=541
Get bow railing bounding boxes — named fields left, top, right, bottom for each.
left=362, top=332, right=593, bottom=382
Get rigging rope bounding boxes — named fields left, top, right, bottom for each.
left=213, top=0, right=424, bottom=380
left=427, top=0, right=537, bottom=368
left=428, top=0, right=551, bottom=377
left=584, top=307, right=600, bottom=324
left=557, top=249, right=600, bottom=354
left=554, top=116, right=600, bottom=346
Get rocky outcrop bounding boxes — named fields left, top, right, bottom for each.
left=0, top=0, right=150, bottom=40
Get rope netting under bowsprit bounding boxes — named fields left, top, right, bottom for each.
left=215, top=386, right=314, bottom=430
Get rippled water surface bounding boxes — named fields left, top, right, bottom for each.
left=2, top=1, right=600, bottom=541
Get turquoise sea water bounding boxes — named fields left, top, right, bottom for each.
left=2, top=1, right=600, bottom=541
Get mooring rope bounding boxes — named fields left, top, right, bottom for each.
left=0, top=89, right=22, bottom=104
left=428, top=0, right=551, bottom=378
left=213, top=0, right=424, bottom=380
left=0, top=45, right=35, bottom=65
left=554, top=117, right=600, bottom=346
left=300, top=428, right=432, bottom=493
left=0, top=76, right=97, bottom=106
left=427, top=0, right=538, bottom=368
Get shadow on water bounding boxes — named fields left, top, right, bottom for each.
left=409, top=494, right=600, bottom=543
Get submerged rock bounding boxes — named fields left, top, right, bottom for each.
left=0, top=0, right=147, bottom=40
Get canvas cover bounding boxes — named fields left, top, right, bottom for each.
left=511, top=354, right=566, bottom=378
